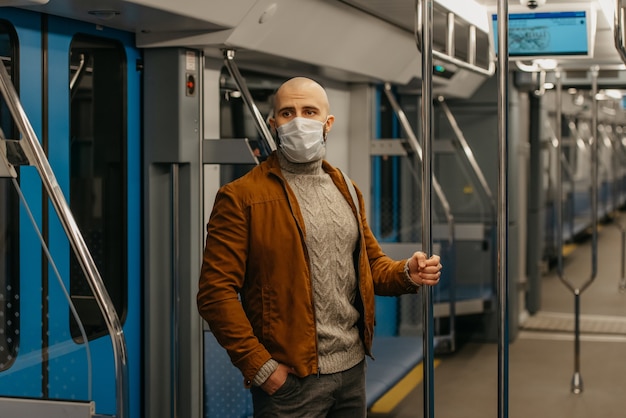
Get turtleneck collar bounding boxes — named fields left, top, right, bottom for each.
left=277, top=150, right=324, bottom=175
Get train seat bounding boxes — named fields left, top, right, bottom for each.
left=366, top=336, right=423, bottom=409
left=204, top=331, right=424, bottom=415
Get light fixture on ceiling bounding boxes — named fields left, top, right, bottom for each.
left=519, top=0, right=547, bottom=10
left=88, top=10, right=121, bottom=21
left=533, top=59, right=558, bottom=71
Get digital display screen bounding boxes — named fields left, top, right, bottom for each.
left=492, top=11, right=589, bottom=57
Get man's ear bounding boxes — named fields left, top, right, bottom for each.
left=268, top=116, right=276, bottom=133
left=268, top=117, right=279, bottom=142
left=324, top=115, right=335, bottom=134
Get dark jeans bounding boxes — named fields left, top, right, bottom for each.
left=250, top=360, right=366, bottom=418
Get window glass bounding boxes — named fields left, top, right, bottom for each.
left=0, top=20, right=20, bottom=371
left=69, top=36, right=127, bottom=341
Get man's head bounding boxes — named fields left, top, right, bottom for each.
left=269, top=77, right=335, bottom=136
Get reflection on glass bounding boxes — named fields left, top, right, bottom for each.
left=69, top=35, right=127, bottom=341
left=0, top=21, right=20, bottom=371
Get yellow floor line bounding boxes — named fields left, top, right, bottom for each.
left=562, top=243, right=577, bottom=257
left=561, top=222, right=608, bottom=257
left=369, top=359, right=441, bottom=414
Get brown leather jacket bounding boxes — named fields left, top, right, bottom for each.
left=197, top=152, right=418, bottom=385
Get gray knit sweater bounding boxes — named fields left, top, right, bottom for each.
left=280, top=153, right=365, bottom=375
left=252, top=152, right=365, bottom=385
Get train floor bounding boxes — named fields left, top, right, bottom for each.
left=369, top=211, right=626, bottom=418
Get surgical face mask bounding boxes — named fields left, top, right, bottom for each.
left=276, top=117, right=327, bottom=163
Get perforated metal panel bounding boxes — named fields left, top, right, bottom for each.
left=204, top=332, right=253, bottom=418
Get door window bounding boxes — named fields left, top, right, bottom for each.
left=69, top=35, right=127, bottom=341
left=0, top=20, right=20, bottom=371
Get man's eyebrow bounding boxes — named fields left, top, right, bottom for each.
left=277, top=106, right=295, bottom=113
left=276, top=104, right=321, bottom=114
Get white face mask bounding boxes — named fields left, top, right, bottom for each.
left=276, top=117, right=327, bottom=163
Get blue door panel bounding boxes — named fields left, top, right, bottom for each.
left=45, top=15, right=141, bottom=417
left=0, top=7, right=44, bottom=398
left=0, top=9, right=141, bottom=418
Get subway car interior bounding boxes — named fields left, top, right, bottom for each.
left=1, top=0, right=626, bottom=417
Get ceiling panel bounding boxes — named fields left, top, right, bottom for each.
left=339, top=0, right=626, bottom=70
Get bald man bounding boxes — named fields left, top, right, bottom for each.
left=269, top=77, right=335, bottom=164
left=198, top=77, right=442, bottom=417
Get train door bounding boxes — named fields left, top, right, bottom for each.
left=0, top=8, right=141, bottom=417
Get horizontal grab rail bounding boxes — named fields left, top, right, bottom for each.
left=415, top=0, right=495, bottom=77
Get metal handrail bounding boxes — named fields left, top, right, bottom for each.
left=0, top=58, right=129, bottom=418
left=606, top=126, right=620, bottom=214
left=416, top=0, right=435, bottom=416
left=614, top=0, right=626, bottom=65
left=223, top=49, right=276, bottom=154
left=598, top=125, right=615, bottom=216
left=495, top=1, right=510, bottom=417
left=613, top=127, right=626, bottom=291
left=556, top=121, right=576, bottom=182
left=555, top=67, right=599, bottom=395
left=382, top=82, right=456, bottom=351
left=436, top=97, right=497, bottom=218
left=561, top=120, right=579, bottom=238
left=382, top=83, right=455, bottom=246
left=606, top=126, right=626, bottom=292
left=69, top=53, right=87, bottom=99
left=608, top=128, right=626, bottom=291
left=415, top=0, right=495, bottom=77
left=1, top=137, right=95, bottom=399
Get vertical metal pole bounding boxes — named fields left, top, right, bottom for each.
left=619, top=229, right=626, bottom=292
left=496, top=0, right=509, bottom=417
left=570, top=66, right=600, bottom=394
left=572, top=290, right=582, bottom=393
left=419, top=0, right=435, bottom=417
left=171, top=165, right=181, bottom=418
left=556, top=71, right=566, bottom=286
left=555, top=67, right=600, bottom=393
left=588, top=70, right=599, bottom=262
